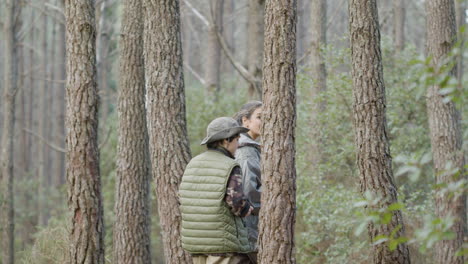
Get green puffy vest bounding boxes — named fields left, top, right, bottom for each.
left=179, top=150, right=251, bottom=254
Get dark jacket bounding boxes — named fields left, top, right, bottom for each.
left=235, top=133, right=261, bottom=250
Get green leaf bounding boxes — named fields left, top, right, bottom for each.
left=388, top=203, right=404, bottom=212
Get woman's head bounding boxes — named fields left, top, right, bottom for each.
left=234, top=101, right=262, bottom=140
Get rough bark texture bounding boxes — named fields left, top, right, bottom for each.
left=258, top=0, right=297, bottom=263
left=205, top=0, right=224, bottom=98
left=113, top=0, right=152, bottom=262
left=1, top=0, right=18, bottom=263
left=454, top=0, right=465, bottom=86
left=349, top=0, right=411, bottom=263
left=144, top=0, right=193, bottom=263
left=393, top=0, right=405, bottom=52
left=247, top=0, right=265, bottom=99
left=65, top=0, right=105, bottom=263
left=426, top=1, right=466, bottom=263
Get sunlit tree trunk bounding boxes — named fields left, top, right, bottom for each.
left=349, top=0, right=411, bottom=263
left=65, top=0, right=105, bottom=262
left=426, top=1, right=466, bottom=263
left=1, top=0, right=20, bottom=263
left=247, top=0, right=264, bottom=99
left=144, top=0, right=192, bottom=263
left=258, top=0, right=297, bottom=263
left=113, top=0, right=152, bottom=262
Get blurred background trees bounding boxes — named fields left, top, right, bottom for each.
left=0, top=0, right=466, bottom=263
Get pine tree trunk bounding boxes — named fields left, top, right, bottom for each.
left=393, top=0, right=405, bottom=52
left=257, top=0, right=297, bottom=263
left=65, top=0, right=105, bottom=263
left=246, top=0, right=264, bottom=99
left=113, top=0, right=152, bottom=262
left=205, top=0, right=224, bottom=97
left=426, top=1, right=466, bottom=263
left=144, top=0, right=192, bottom=263
left=349, top=0, right=411, bottom=263
left=1, top=0, right=19, bottom=263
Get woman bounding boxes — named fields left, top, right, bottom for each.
left=234, top=101, right=262, bottom=263
left=179, top=117, right=254, bottom=264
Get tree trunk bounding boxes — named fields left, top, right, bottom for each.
left=54, top=0, right=66, bottom=187
left=65, top=0, right=105, bottom=263
left=38, top=1, right=50, bottom=227
left=426, top=1, right=466, bottom=263
left=393, top=0, right=405, bottom=52
left=246, top=0, right=264, bottom=99
left=144, top=0, right=192, bottom=263
left=205, top=0, right=224, bottom=98
left=349, top=0, right=411, bottom=263
left=309, top=0, right=327, bottom=168
left=113, top=0, right=152, bottom=262
left=257, top=0, right=297, bottom=263
left=96, top=0, right=111, bottom=124
left=1, top=0, right=19, bottom=263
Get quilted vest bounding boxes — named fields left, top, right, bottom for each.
left=179, top=150, right=251, bottom=254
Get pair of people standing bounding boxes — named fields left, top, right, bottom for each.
left=179, top=102, right=263, bottom=264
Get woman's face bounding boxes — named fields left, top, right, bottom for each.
left=243, top=107, right=262, bottom=140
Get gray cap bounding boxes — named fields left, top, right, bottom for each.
left=201, top=117, right=249, bottom=145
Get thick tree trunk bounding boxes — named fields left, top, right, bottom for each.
left=1, top=0, right=19, bottom=263
left=205, top=0, right=224, bottom=98
left=454, top=0, right=465, bottom=86
left=65, top=0, right=105, bottom=263
left=144, top=0, right=192, bottom=263
left=349, top=0, right=411, bottom=263
left=113, top=0, right=152, bottom=262
left=426, top=1, right=466, bottom=263
left=257, top=0, right=297, bottom=263
left=393, top=0, right=405, bottom=52
left=246, top=0, right=264, bottom=99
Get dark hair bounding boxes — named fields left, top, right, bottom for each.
left=206, top=134, right=240, bottom=149
left=233, top=101, right=262, bottom=126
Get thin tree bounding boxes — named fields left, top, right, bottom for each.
left=393, top=0, right=405, bottom=52
left=206, top=0, right=224, bottom=97
left=257, top=0, right=297, bottom=263
left=309, top=0, right=327, bottom=168
left=426, top=0, right=466, bottom=263
left=64, top=0, right=104, bottom=263
left=246, top=0, right=264, bottom=99
left=144, top=0, right=192, bottom=263
left=1, top=0, right=20, bottom=263
left=113, top=0, right=151, bottom=262
left=349, top=0, right=411, bottom=263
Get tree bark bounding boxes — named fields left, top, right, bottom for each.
left=426, top=1, right=466, bottom=263
left=349, top=0, right=411, bottom=263
left=205, top=0, right=224, bottom=98
left=246, top=0, right=264, bottom=99
left=257, top=0, right=297, bottom=263
left=393, top=0, right=405, bottom=52
left=144, top=0, right=192, bottom=263
left=1, top=0, right=19, bottom=263
left=113, top=0, right=152, bottom=262
left=454, top=0, right=465, bottom=86
left=65, top=0, right=105, bottom=263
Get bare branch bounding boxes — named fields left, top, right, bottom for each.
left=184, top=62, right=206, bottom=86
left=215, top=30, right=260, bottom=91
left=181, top=0, right=210, bottom=27
left=23, top=128, right=66, bottom=153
